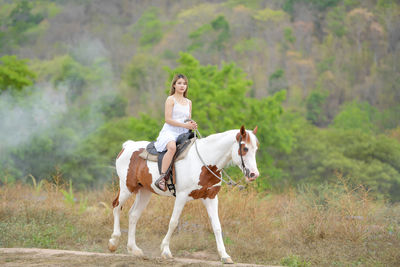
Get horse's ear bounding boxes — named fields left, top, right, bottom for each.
left=240, top=125, right=246, bottom=136
left=236, top=125, right=247, bottom=141
left=253, top=126, right=258, bottom=135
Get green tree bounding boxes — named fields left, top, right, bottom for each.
left=283, top=0, right=341, bottom=15
left=210, top=15, right=231, bottom=51
left=0, top=55, right=36, bottom=92
left=332, top=101, right=377, bottom=133
left=188, top=15, right=231, bottom=52
left=0, top=0, right=45, bottom=50
left=268, top=69, right=288, bottom=95
left=306, top=89, right=329, bottom=126
left=132, top=7, right=163, bottom=48
left=52, top=55, right=111, bottom=103
left=326, top=6, right=347, bottom=37
left=277, top=120, right=400, bottom=201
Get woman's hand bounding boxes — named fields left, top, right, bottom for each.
left=185, top=120, right=197, bottom=130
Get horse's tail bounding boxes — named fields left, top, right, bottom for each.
left=112, top=188, right=120, bottom=208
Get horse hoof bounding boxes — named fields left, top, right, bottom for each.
left=128, top=247, right=144, bottom=257
left=161, top=251, right=173, bottom=259
left=134, top=249, right=144, bottom=257
left=108, top=240, right=118, bottom=252
left=222, top=257, right=234, bottom=264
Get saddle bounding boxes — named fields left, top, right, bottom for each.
left=138, top=131, right=195, bottom=196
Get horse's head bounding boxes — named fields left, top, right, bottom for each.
left=232, top=125, right=260, bottom=182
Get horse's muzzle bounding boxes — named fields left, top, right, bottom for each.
left=245, top=171, right=259, bottom=182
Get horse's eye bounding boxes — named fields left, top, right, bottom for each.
left=243, top=147, right=249, bottom=152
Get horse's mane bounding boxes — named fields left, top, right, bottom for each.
left=202, top=129, right=258, bottom=148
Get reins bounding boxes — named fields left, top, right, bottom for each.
left=193, top=129, right=245, bottom=188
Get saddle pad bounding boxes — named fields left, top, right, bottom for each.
left=139, top=138, right=195, bottom=162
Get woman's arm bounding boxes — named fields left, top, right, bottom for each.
left=164, top=97, right=189, bottom=128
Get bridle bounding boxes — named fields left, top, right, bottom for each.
left=238, top=135, right=251, bottom=178
left=193, top=129, right=250, bottom=186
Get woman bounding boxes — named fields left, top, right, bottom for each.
left=154, top=74, right=197, bottom=191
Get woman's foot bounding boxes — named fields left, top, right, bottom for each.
left=155, top=173, right=168, bottom=191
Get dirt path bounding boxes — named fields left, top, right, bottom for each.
left=0, top=248, right=281, bottom=267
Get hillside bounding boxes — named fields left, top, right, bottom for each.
left=1, top=0, right=400, bottom=200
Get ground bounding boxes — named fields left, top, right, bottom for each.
left=0, top=248, right=281, bottom=267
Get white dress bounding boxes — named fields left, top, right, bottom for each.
left=154, top=96, right=190, bottom=152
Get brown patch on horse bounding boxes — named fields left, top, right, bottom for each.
left=238, top=141, right=249, bottom=156
left=189, top=165, right=221, bottom=199
left=126, top=148, right=156, bottom=194
left=236, top=129, right=250, bottom=156
left=112, top=188, right=120, bottom=208
left=116, top=148, right=125, bottom=159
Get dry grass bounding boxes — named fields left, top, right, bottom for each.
left=0, top=175, right=399, bottom=267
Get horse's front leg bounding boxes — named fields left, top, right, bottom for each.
left=202, top=196, right=233, bottom=264
left=127, top=189, right=152, bottom=256
left=160, top=192, right=188, bottom=259
left=108, top=188, right=131, bottom=252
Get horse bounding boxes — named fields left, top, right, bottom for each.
left=108, top=125, right=260, bottom=264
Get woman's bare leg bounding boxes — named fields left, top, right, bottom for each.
left=161, top=141, right=176, bottom=173
left=155, top=141, right=176, bottom=191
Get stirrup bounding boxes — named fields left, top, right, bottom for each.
left=155, top=173, right=167, bottom=191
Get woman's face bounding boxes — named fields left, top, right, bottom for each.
left=174, top=78, right=187, bottom=94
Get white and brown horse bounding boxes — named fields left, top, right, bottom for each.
left=108, top=125, right=259, bottom=263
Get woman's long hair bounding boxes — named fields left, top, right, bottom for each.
left=169, top=74, right=188, bottom=98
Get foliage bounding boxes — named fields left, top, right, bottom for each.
left=268, top=68, right=288, bottom=94
left=226, top=0, right=263, bottom=9
left=123, top=54, right=161, bottom=91
left=61, top=180, right=75, bottom=206
left=0, top=0, right=50, bottom=51
left=52, top=55, right=111, bottom=103
left=316, top=56, right=335, bottom=74
left=29, top=174, right=44, bottom=195
left=275, top=119, right=400, bottom=201
left=233, top=38, right=261, bottom=53
left=306, top=89, right=329, bottom=126
left=283, top=0, right=342, bottom=15
left=332, top=102, right=377, bottom=133
left=188, top=15, right=230, bottom=52
left=188, top=24, right=213, bottom=51
left=253, top=8, right=286, bottom=23
left=0, top=55, right=36, bottom=92
left=210, top=15, right=231, bottom=51
left=132, top=7, right=163, bottom=48
left=326, top=6, right=347, bottom=37
left=1, top=0, right=400, bottom=202
left=283, top=27, right=296, bottom=44
left=376, top=106, right=400, bottom=131
left=94, top=94, right=127, bottom=120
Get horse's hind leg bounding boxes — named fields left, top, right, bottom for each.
left=127, top=189, right=152, bottom=256
left=108, top=187, right=131, bottom=252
